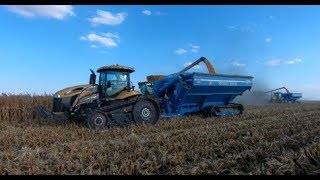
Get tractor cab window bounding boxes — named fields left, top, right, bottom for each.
left=99, top=71, right=129, bottom=97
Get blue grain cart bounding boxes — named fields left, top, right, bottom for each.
left=139, top=57, right=253, bottom=117
left=265, top=87, right=302, bottom=103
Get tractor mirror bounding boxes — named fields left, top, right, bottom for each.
left=89, top=73, right=96, bottom=85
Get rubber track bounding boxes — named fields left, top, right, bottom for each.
left=92, top=95, right=147, bottom=128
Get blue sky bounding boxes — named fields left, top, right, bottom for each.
left=0, top=5, right=320, bottom=100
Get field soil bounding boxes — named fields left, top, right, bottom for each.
left=0, top=95, right=320, bottom=175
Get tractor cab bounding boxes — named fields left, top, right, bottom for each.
left=92, top=64, right=135, bottom=99
left=271, top=92, right=282, bottom=103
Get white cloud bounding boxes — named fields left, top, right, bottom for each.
left=190, top=45, right=200, bottom=49
left=174, top=48, right=187, bottom=55
left=87, top=33, right=117, bottom=47
left=226, top=22, right=256, bottom=33
left=284, top=58, right=302, bottom=65
left=90, top=44, right=98, bottom=48
left=6, top=5, right=74, bottom=20
left=231, top=62, right=246, bottom=67
left=264, top=58, right=302, bottom=66
left=265, top=38, right=272, bottom=43
left=191, top=49, right=199, bottom=53
left=265, top=59, right=281, bottom=66
left=142, top=10, right=151, bottom=16
left=80, top=36, right=87, bottom=41
left=184, top=62, right=201, bottom=69
left=189, top=44, right=200, bottom=53
left=89, top=10, right=127, bottom=26
left=81, top=33, right=119, bottom=48
left=102, top=32, right=120, bottom=41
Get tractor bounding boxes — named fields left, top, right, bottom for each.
left=35, top=64, right=160, bottom=128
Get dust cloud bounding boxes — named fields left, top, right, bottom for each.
left=216, top=60, right=271, bottom=106
left=233, top=78, right=271, bottom=105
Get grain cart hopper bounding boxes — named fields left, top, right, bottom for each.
left=265, top=87, right=302, bottom=103
left=139, top=57, right=253, bottom=117
left=35, top=57, right=253, bottom=129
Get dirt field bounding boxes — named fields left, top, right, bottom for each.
left=0, top=95, right=320, bottom=175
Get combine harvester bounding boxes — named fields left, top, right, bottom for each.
left=265, top=87, right=302, bottom=103
left=35, top=57, right=253, bottom=128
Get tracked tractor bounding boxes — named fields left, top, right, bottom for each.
left=35, top=65, right=160, bottom=128
left=35, top=57, right=253, bottom=129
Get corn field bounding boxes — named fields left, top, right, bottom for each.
left=0, top=94, right=320, bottom=175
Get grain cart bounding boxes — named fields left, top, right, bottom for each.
left=139, top=57, right=253, bottom=117
left=265, top=87, right=302, bottom=103
left=35, top=57, right=253, bottom=128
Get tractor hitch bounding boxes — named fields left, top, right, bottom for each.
left=34, top=106, right=69, bottom=121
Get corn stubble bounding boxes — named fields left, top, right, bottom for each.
left=0, top=94, right=319, bottom=175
